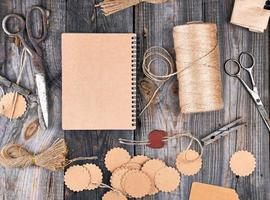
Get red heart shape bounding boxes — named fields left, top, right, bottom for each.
left=147, top=130, right=168, bottom=149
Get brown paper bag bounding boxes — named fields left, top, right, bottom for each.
left=189, top=182, right=239, bottom=200
left=231, top=0, right=270, bottom=32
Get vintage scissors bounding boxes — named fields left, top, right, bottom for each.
left=224, top=52, right=270, bottom=132
left=2, top=6, right=50, bottom=128
left=201, top=118, right=246, bottom=146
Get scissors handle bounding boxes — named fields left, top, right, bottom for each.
left=2, top=14, right=25, bottom=37
left=26, top=6, right=49, bottom=44
left=224, top=59, right=241, bottom=77
left=239, top=52, right=255, bottom=69
left=25, top=6, right=49, bottom=57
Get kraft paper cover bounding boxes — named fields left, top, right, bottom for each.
left=231, top=0, right=270, bottom=32
left=189, top=182, right=239, bottom=200
left=62, top=33, right=136, bottom=130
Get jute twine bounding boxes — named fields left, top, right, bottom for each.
left=9, top=48, right=28, bottom=119
left=173, top=23, right=224, bottom=113
left=139, top=46, right=174, bottom=116
left=0, top=139, right=67, bottom=171
left=96, top=0, right=167, bottom=16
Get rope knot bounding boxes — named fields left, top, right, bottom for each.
left=32, top=156, right=36, bottom=165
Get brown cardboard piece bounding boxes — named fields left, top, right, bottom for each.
left=231, top=0, right=270, bottom=32
left=189, top=182, right=240, bottom=200
left=62, top=33, right=136, bottom=130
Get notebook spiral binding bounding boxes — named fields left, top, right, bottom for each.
left=131, top=36, right=137, bottom=128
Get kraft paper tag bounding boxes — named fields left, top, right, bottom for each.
left=121, top=170, right=152, bottom=198
left=231, top=0, right=270, bottom=32
left=104, top=147, right=131, bottom=172
left=102, top=191, right=127, bottom=200
left=110, top=168, right=130, bottom=193
left=154, top=166, right=180, bottom=192
left=189, top=182, right=240, bottom=200
left=229, top=150, right=256, bottom=177
left=0, top=92, right=27, bottom=119
left=83, top=164, right=103, bottom=190
left=176, top=150, right=202, bottom=176
left=64, top=165, right=91, bottom=192
left=141, top=159, right=166, bottom=181
left=130, top=155, right=150, bottom=165
left=64, top=164, right=103, bottom=192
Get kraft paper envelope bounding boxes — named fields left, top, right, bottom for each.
left=189, top=182, right=239, bottom=200
left=62, top=33, right=136, bottom=130
left=231, top=0, right=270, bottom=32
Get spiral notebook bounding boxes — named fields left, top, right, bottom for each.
left=62, top=33, right=136, bottom=130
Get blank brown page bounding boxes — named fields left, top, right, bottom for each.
left=62, top=33, right=136, bottom=130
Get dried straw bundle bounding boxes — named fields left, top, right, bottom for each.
left=0, top=139, right=67, bottom=171
left=97, top=0, right=168, bottom=16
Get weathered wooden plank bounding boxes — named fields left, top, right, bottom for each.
left=0, top=0, right=65, bottom=199
left=135, top=1, right=204, bottom=200
left=64, top=1, right=135, bottom=200
left=0, top=0, right=268, bottom=199
left=216, top=0, right=270, bottom=199
left=135, top=0, right=270, bottom=200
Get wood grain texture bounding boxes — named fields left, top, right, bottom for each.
left=135, top=0, right=269, bottom=200
left=0, top=0, right=64, bottom=200
left=0, top=0, right=269, bottom=199
left=64, top=0, right=135, bottom=200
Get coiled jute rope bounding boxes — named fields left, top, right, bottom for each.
left=173, top=23, right=224, bottom=113
left=0, top=139, right=67, bottom=171
left=0, top=139, right=97, bottom=171
left=139, top=46, right=174, bottom=116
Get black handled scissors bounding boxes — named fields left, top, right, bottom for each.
left=224, top=52, right=270, bottom=132
left=2, top=6, right=50, bottom=128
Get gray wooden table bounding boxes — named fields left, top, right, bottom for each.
left=0, top=0, right=269, bottom=200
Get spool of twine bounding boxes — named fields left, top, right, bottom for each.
left=173, top=23, right=224, bottom=113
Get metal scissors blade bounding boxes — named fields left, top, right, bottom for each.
left=35, top=74, right=49, bottom=128
left=201, top=118, right=246, bottom=146
left=257, top=105, right=270, bottom=132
